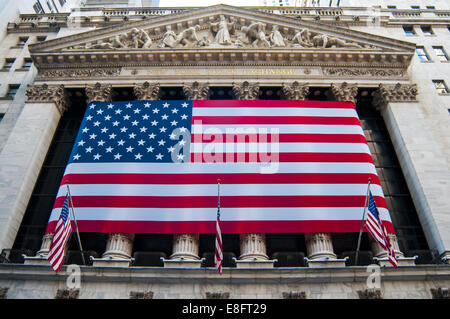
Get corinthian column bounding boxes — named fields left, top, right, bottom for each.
left=163, top=82, right=210, bottom=269
left=84, top=83, right=134, bottom=267
left=282, top=81, right=310, bottom=100
left=231, top=81, right=274, bottom=268
left=15, top=84, right=68, bottom=265
left=370, top=83, right=422, bottom=266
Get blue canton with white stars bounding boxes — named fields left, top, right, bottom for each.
left=69, top=100, right=193, bottom=163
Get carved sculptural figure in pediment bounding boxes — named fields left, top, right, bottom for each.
left=65, top=14, right=371, bottom=51
left=241, top=21, right=271, bottom=48
left=210, top=14, right=236, bottom=45
left=268, top=25, right=286, bottom=47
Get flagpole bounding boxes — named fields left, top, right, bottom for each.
left=355, top=177, right=371, bottom=266
left=66, top=181, right=86, bottom=266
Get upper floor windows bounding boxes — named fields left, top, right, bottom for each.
left=7, top=85, right=20, bottom=99
left=433, top=47, right=449, bottom=62
left=433, top=80, right=449, bottom=94
left=2, top=58, right=15, bottom=71
left=17, top=37, right=29, bottom=47
left=403, top=26, right=416, bottom=36
left=420, top=26, right=434, bottom=36
left=416, top=47, right=430, bottom=62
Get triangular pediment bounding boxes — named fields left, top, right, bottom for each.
left=29, top=4, right=415, bottom=70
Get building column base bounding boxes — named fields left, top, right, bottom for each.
left=23, top=254, right=51, bottom=266
left=306, top=257, right=348, bottom=268
left=162, top=257, right=204, bottom=268
left=374, top=256, right=417, bottom=267
left=90, top=256, right=134, bottom=267
left=233, top=257, right=276, bottom=269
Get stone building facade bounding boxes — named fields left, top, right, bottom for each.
left=0, top=2, right=449, bottom=299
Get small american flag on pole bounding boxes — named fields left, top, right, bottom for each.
left=365, top=191, right=398, bottom=268
left=215, top=179, right=223, bottom=275
left=47, top=193, right=73, bottom=272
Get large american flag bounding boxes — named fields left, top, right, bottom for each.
left=46, top=100, right=394, bottom=235
left=48, top=193, right=72, bottom=272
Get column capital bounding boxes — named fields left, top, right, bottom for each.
left=85, top=82, right=113, bottom=103
left=232, top=81, right=260, bottom=100
left=25, top=83, right=68, bottom=114
left=330, top=82, right=358, bottom=104
left=282, top=81, right=309, bottom=100
left=373, top=83, right=418, bottom=112
left=134, top=81, right=161, bottom=100
left=183, top=81, right=210, bottom=100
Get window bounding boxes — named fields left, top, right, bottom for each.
left=3, top=58, right=15, bottom=70
left=421, top=26, right=434, bottom=35
left=433, top=46, right=449, bottom=62
left=59, top=0, right=66, bottom=6
left=411, top=6, right=420, bottom=10
left=416, top=47, right=430, bottom=62
left=7, top=85, right=20, bottom=98
left=387, top=5, right=396, bottom=9
left=426, top=6, right=435, bottom=10
left=403, top=26, right=416, bottom=35
left=0, top=114, right=4, bottom=122
left=433, top=80, right=449, bottom=94
left=36, top=36, right=47, bottom=43
left=17, top=37, right=28, bottom=47
left=22, top=59, right=33, bottom=70
left=33, top=1, right=44, bottom=14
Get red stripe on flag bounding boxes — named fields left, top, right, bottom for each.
left=46, top=219, right=394, bottom=234
left=192, top=116, right=362, bottom=126
left=190, top=152, right=374, bottom=163
left=53, top=195, right=388, bottom=209
left=61, top=173, right=381, bottom=186
left=193, top=100, right=356, bottom=109
left=192, top=133, right=368, bottom=144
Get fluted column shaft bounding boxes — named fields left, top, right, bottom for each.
left=166, top=82, right=211, bottom=261
left=231, top=81, right=269, bottom=261
left=86, top=82, right=135, bottom=260
left=305, top=233, right=337, bottom=260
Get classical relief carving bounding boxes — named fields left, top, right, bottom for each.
left=232, top=81, right=260, bottom=100
left=268, top=25, right=286, bottom=47
left=133, top=82, right=161, bottom=100
left=210, top=14, right=236, bottom=45
left=64, top=14, right=371, bottom=51
left=74, top=28, right=152, bottom=49
left=183, top=82, right=210, bottom=100
left=323, top=68, right=405, bottom=77
left=241, top=22, right=271, bottom=48
left=40, top=69, right=120, bottom=78
left=282, top=81, right=309, bottom=100
left=330, top=82, right=358, bottom=103
left=26, top=83, right=68, bottom=114
left=85, top=82, right=113, bottom=103
left=373, top=83, right=418, bottom=111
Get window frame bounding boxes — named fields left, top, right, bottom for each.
left=403, top=25, right=416, bottom=36
left=432, top=46, right=449, bottom=62
left=433, top=80, right=450, bottom=94
left=7, top=84, right=20, bottom=99
left=3, top=58, right=15, bottom=71
left=420, top=25, right=434, bottom=36
left=416, top=46, right=431, bottom=62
